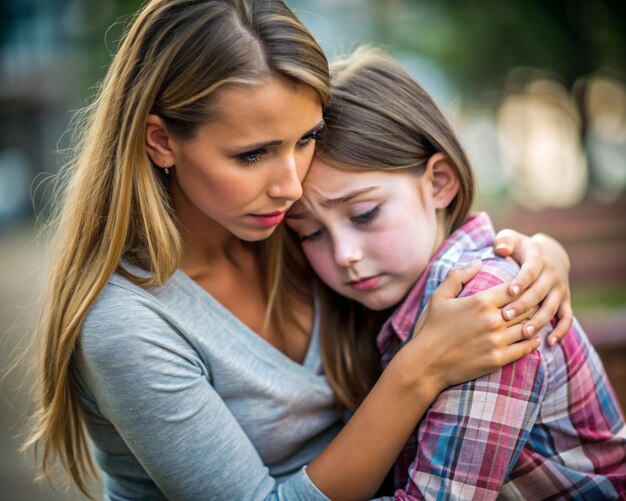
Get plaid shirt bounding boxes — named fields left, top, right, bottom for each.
left=376, top=212, right=626, bottom=500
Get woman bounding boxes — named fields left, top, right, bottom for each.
left=25, top=1, right=572, bottom=500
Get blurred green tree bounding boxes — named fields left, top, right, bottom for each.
left=376, top=0, right=625, bottom=95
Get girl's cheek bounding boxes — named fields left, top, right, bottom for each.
left=304, top=247, right=340, bottom=290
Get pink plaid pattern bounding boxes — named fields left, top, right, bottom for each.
left=376, top=213, right=626, bottom=500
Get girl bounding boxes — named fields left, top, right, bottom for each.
left=26, top=2, right=574, bottom=500
left=286, top=47, right=626, bottom=499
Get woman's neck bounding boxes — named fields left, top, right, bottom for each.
left=180, top=225, right=255, bottom=277
left=170, top=178, right=251, bottom=272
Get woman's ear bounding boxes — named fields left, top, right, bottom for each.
left=425, top=152, right=460, bottom=209
left=146, top=114, right=175, bottom=169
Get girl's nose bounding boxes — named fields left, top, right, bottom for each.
left=333, top=234, right=363, bottom=267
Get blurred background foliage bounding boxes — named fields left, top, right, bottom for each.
left=1, top=0, right=624, bottom=499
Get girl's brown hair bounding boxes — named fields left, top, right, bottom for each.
left=313, top=47, right=475, bottom=410
left=25, top=0, right=329, bottom=496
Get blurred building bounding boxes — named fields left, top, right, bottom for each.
left=1, top=1, right=624, bottom=499
left=0, top=0, right=73, bottom=226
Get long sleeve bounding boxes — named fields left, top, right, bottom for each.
left=75, top=278, right=332, bottom=501
left=392, top=264, right=547, bottom=501
left=375, top=214, right=626, bottom=500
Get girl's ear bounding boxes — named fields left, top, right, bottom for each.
left=425, top=152, right=460, bottom=209
left=146, top=114, right=176, bottom=169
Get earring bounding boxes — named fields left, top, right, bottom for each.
left=163, top=161, right=170, bottom=175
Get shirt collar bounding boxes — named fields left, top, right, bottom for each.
left=377, top=212, right=495, bottom=350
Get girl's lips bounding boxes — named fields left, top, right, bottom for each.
left=349, top=275, right=382, bottom=291
left=250, top=211, right=286, bottom=227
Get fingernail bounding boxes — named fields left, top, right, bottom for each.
left=525, top=325, right=535, bottom=336
left=511, top=284, right=520, bottom=296
left=504, top=308, right=515, bottom=320
left=495, top=243, right=511, bottom=252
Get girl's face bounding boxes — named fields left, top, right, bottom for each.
left=166, top=76, right=325, bottom=242
left=286, top=158, right=444, bottom=310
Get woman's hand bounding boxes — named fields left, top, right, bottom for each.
left=494, top=229, right=573, bottom=346
left=309, top=262, right=537, bottom=501
left=404, top=261, right=540, bottom=394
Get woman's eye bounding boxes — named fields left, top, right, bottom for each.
left=297, top=124, right=326, bottom=147
left=235, top=149, right=265, bottom=165
left=351, top=206, right=380, bottom=225
left=296, top=136, right=315, bottom=148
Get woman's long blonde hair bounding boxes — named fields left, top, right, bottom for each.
left=25, top=0, right=329, bottom=495
left=312, top=47, right=476, bottom=410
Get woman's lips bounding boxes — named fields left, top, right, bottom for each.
left=349, top=275, right=382, bottom=291
left=250, top=211, right=286, bottom=227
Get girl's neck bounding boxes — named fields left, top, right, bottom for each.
left=431, top=210, right=451, bottom=261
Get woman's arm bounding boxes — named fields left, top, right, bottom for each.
left=307, top=261, right=538, bottom=501
left=494, top=229, right=573, bottom=346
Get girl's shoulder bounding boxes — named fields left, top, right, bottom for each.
left=457, top=252, right=519, bottom=298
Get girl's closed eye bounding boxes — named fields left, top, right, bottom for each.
left=351, top=206, right=381, bottom=226
left=300, top=227, right=324, bottom=242
left=286, top=216, right=325, bottom=243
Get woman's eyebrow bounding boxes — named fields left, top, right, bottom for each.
left=228, top=120, right=325, bottom=153
left=231, top=139, right=282, bottom=152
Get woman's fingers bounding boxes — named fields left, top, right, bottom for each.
left=497, top=322, right=524, bottom=344
left=499, top=337, right=541, bottom=366
left=548, top=301, right=574, bottom=346
left=464, top=282, right=519, bottom=310
left=502, top=271, right=553, bottom=320
left=474, top=323, right=539, bottom=374
left=496, top=230, right=573, bottom=346
left=505, top=306, right=537, bottom=328
left=508, top=254, right=544, bottom=298
left=495, top=229, right=542, bottom=296
left=523, top=287, right=562, bottom=334
left=493, top=228, right=522, bottom=258
left=431, top=260, right=482, bottom=302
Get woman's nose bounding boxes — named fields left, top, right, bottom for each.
left=268, top=154, right=303, bottom=202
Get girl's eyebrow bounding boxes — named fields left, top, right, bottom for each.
left=286, top=185, right=378, bottom=219
left=320, top=186, right=378, bottom=208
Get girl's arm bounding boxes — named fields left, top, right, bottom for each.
left=494, top=229, right=573, bottom=346
left=307, top=261, right=538, bottom=501
left=389, top=257, right=546, bottom=501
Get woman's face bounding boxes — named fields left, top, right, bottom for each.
left=286, top=158, right=442, bottom=311
left=167, top=76, right=325, bottom=242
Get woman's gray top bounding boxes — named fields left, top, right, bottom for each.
left=74, top=265, right=341, bottom=500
